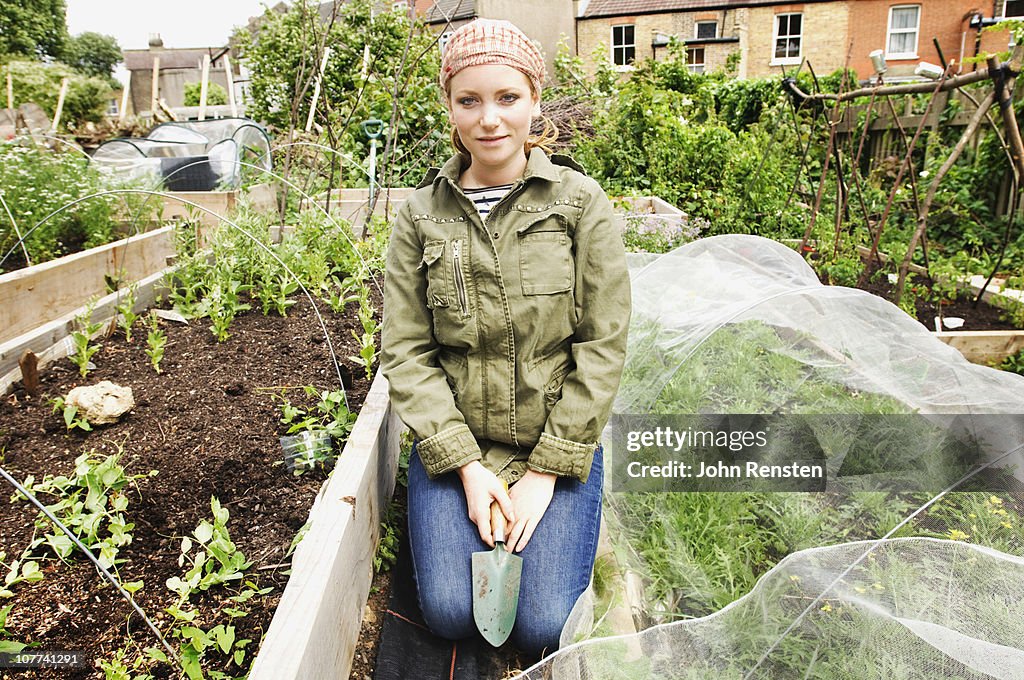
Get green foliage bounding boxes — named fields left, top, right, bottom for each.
left=183, top=81, right=228, bottom=107
left=0, top=0, right=68, bottom=59
left=277, top=385, right=357, bottom=474
left=998, top=348, right=1024, bottom=375
left=0, top=141, right=122, bottom=270
left=69, top=298, right=103, bottom=378
left=566, top=51, right=809, bottom=238
left=145, top=312, right=166, bottom=374
left=374, top=501, right=402, bottom=573
left=115, top=285, right=139, bottom=342
left=238, top=0, right=446, bottom=184
left=166, top=498, right=252, bottom=602
left=61, top=32, right=122, bottom=82
left=49, top=396, right=92, bottom=431
left=160, top=499, right=267, bottom=680
left=0, top=604, right=28, bottom=654
left=15, top=452, right=148, bottom=570
left=0, top=550, right=44, bottom=598
left=2, top=59, right=112, bottom=129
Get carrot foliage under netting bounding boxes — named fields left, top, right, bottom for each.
left=516, top=235, right=1024, bottom=679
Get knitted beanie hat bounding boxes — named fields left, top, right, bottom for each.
left=439, top=19, right=546, bottom=96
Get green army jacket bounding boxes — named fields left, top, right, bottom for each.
left=381, top=149, right=630, bottom=485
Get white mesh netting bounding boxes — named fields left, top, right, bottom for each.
left=515, top=235, right=1024, bottom=679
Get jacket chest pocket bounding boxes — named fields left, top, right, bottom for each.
left=518, top=224, right=574, bottom=296
left=421, top=238, right=471, bottom=318
left=420, top=240, right=449, bottom=309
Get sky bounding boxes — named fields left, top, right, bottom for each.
left=65, top=0, right=274, bottom=84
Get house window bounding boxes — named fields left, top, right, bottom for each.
left=772, top=13, right=802, bottom=63
left=612, top=24, right=635, bottom=66
left=687, top=47, right=705, bottom=73
left=439, top=30, right=453, bottom=54
left=887, top=5, right=920, bottom=58
left=1003, top=0, right=1023, bottom=17
left=107, top=98, right=119, bottom=116
left=695, top=21, right=718, bottom=40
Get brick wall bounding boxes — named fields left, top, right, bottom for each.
left=744, top=2, right=851, bottom=79
left=847, top=0, right=983, bottom=79
left=577, top=9, right=742, bottom=76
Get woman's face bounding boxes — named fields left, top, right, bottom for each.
left=447, top=64, right=540, bottom=179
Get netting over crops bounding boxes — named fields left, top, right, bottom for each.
left=515, top=234, right=1024, bottom=679
left=90, top=118, right=272, bottom=191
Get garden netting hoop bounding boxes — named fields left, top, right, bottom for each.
left=515, top=234, right=1024, bottom=680
left=89, top=117, right=272, bottom=191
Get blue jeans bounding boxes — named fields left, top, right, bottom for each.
left=407, top=445, right=603, bottom=657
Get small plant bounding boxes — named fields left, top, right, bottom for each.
left=49, top=396, right=92, bottom=431
left=0, top=550, right=43, bottom=598
left=258, top=274, right=299, bottom=316
left=165, top=497, right=252, bottom=604
left=999, top=348, right=1024, bottom=375
left=275, top=387, right=356, bottom=475
left=196, top=278, right=251, bottom=342
left=375, top=502, right=402, bottom=573
left=69, top=298, right=103, bottom=378
left=145, top=313, right=166, bottom=373
left=350, top=330, right=378, bottom=383
left=115, top=285, right=140, bottom=343
left=327, top=274, right=363, bottom=313
left=0, top=604, right=28, bottom=654
left=15, top=452, right=148, bottom=570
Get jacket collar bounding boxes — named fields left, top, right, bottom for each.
left=420, top=149, right=563, bottom=190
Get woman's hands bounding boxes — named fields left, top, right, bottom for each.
left=458, top=461, right=515, bottom=548
left=506, top=470, right=556, bottom=554
left=458, top=463, right=558, bottom=553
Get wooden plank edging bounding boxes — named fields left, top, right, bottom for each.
left=0, top=226, right=175, bottom=345
left=935, top=330, right=1024, bottom=365
left=0, top=266, right=171, bottom=393
left=249, top=373, right=402, bottom=680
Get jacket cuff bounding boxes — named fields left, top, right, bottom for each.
left=527, top=432, right=597, bottom=484
left=416, top=424, right=482, bottom=478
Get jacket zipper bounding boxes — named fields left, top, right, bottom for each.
left=452, top=239, right=469, bottom=316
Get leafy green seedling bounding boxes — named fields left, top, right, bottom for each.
left=115, top=285, right=140, bottom=343
left=69, top=298, right=103, bottom=378
left=49, top=396, right=92, bottom=432
left=145, top=313, right=166, bottom=374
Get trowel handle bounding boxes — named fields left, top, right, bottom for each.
left=489, top=479, right=509, bottom=544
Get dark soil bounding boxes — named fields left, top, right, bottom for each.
left=0, top=291, right=378, bottom=679
left=821, top=262, right=1020, bottom=332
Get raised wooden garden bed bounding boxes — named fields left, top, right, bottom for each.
left=0, top=207, right=399, bottom=678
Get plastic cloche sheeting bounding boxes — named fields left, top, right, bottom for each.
left=90, top=118, right=272, bottom=191
left=514, top=234, right=1024, bottom=679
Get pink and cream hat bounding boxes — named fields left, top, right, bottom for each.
left=439, top=19, right=546, bottom=96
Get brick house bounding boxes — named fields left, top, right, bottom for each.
left=844, top=0, right=1009, bottom=80
left=572, top=0, right=1021, bottom=81
left=575, top=0, right=853, bottom=78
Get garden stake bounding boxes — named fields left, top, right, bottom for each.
left=471, top=479, right=522, bottom=647
left=859, top=65, right=950, bottom=289
left=0, top=465, right=182, bottom=670
left=896, top=90, right=996, bottom=299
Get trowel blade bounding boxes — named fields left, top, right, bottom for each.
left=471, top=543, right=523, bottom=647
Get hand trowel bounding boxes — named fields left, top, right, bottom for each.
left=471, top=480, right=523, bottom=647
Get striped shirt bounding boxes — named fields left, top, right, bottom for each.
left=462, top=183, right=513, bottom=222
